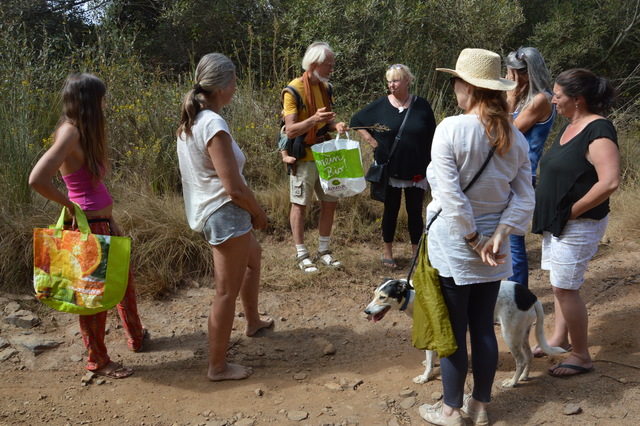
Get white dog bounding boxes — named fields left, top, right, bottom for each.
left=364, top=279, right=567, bottom=387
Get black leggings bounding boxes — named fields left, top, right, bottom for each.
left=382, top=185, right=424, bottom=245
left=439, top=276, right=500, bottom=408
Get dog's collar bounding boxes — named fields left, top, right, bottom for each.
left=399, top=288, right=411, bottom=311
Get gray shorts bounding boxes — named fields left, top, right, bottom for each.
left=202, top=202, right=252, bottom=246
left=290, top=160, right=338, bottom=205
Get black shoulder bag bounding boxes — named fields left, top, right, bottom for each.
left=365, top=95, right=415, bottom=202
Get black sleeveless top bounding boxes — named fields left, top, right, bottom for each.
left=532, top=119, right=617, bottom=237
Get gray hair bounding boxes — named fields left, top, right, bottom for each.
left=302, top=42, right=333, bottom=71
left=195, top=53, right=236, bottom=93
left=385, top=63, right=415, bottom=85
left=506, top=47, right=552, bottom=110
left=177, top=53, right=236, bottom=138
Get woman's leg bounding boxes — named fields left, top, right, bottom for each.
left=208, top=232, right=253, bottom=381
left=404, top=187, right=425, bottom=244
left=438, top=276, right=469, bottom=413
left=548, top=287, right=592, bottom=374
left=239, top=233, right=273, bottom=336
left=382, top=186, right=402, bottom=260
left=468, top=281, right=500, bottom=405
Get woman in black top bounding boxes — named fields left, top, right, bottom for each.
left=532, top=68, right=619, bottom=377
left=351, top=64, right=436, bottom=268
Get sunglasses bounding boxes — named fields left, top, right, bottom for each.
left=389, top=64, right=403, bottom=70
left=515, top=47, right=526, bottom=62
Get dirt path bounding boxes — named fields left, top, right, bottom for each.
left=1, top=240, right=639, bottom=425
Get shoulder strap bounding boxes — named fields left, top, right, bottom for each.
left=388, top=95, right=415, bottom=161
left=424, top=144, right=497, bottom=233
left=281, top=85, right=305, bottom=111
left=326, top=82, right=333, bottom=107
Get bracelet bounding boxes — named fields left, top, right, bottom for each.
left=464, top=231, right=479, bottom=244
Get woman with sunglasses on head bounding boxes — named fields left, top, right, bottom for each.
left=532, top=69, right=619, bottom=378
left=418, top=49, right=535, bottom=426
left=350, top=64, right=436, bottom=268
left=505, top=46, right=556, bottom=288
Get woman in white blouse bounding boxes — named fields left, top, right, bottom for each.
left=419, top=49, right=535, bottom=426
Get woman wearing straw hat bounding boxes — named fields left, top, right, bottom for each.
left=419, top=49, right=535, bottom=425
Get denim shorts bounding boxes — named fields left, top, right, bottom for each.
left=202, top=202, right=252, bottom=246
left=541, top=216, right=608, bottom=290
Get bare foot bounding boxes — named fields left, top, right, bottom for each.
left=246, top=317, right=274, bottom=336
left=207, top=363, right=253, bottom=381
left=93, top=361, right=133, bottom=379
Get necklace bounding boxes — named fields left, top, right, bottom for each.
left=392, top=94, right=410, bottom=113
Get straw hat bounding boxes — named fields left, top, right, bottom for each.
left=436, top=48, right=516, bottom=91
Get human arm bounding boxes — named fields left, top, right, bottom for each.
left=512, top=92, right=553, bottom=134
left=28, top=124, right=80, bottom=216
left=283, top=108, right=336, bottom=139
left=570, top=137, right=620, bottom=219
left=356, top=129, right=378, bottom=148
left=207, top=131, right=268, bottom=230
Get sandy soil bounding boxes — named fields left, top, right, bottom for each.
left=1, top=237, right=639, bottom=426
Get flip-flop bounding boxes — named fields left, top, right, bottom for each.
left=547, top=363, right=594, bottom=378
left=381, top=255, right=397, bottom=269
left=93, top=361, right=133, bottom=379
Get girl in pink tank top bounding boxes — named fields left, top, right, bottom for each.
left=29, top=73, right=144, bottom=379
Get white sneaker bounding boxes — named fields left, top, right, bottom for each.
left=462, top=394, right=489, bottom=425
left=418, top=402, right=464, bottom=426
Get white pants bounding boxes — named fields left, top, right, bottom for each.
left=541, top=216, right=608, bottom=290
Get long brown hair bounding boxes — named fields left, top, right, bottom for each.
left=468, top=87, right=512, bottom=156
left=60, top=73, right=108, bottom=180
left=177, top=53, right=236, bottom=138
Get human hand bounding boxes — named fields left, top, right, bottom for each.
left=479, top=224, right=514, bottom=266
left=252, top=209, right=269, bottom=230
left=282, top=155, right=297, bottom=164
left=335, top=122, right=348, bottom=134
left=313, top=107, right=336, bottom=124
left=109, top=217, right=124, bottom=236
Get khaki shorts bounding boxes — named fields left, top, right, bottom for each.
left=290, top=161, right=338, bottom=205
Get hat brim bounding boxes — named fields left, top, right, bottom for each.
left=436, top=67, right=516, bottom=91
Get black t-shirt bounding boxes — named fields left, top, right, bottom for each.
left=532, top=119, right=618, bottom=236
left=350, top=96, right=436, bottom=181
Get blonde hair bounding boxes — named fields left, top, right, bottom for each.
left=177, top=53, right=236, bottom=138
left=385, top=64, right=414, bottom=84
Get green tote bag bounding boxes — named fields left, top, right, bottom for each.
left=33, top=203, right=130, bottom=315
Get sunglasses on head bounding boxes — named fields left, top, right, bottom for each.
left=389, top=64, right=403, bottom=70
left=515, top=47, right=526, bottom=62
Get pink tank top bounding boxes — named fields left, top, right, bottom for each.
left=61, top=165, right=113, bottom=211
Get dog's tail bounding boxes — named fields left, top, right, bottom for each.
left=533, top=301, right=569, bottom=356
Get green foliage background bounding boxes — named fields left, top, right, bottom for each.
left=1, top=0, right=639, bottom=293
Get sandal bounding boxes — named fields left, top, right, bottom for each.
left=314, top=250, right=342, bottom=268
left=93, top=361, right=133, bottom=379
left=381, top=255, right=397, bottom=269
left=296, top=254, right=318, bottom=273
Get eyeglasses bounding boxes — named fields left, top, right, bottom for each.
left=515, top=47, right=526, bottom=62
left=389, top=64, right=403, bottom=70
